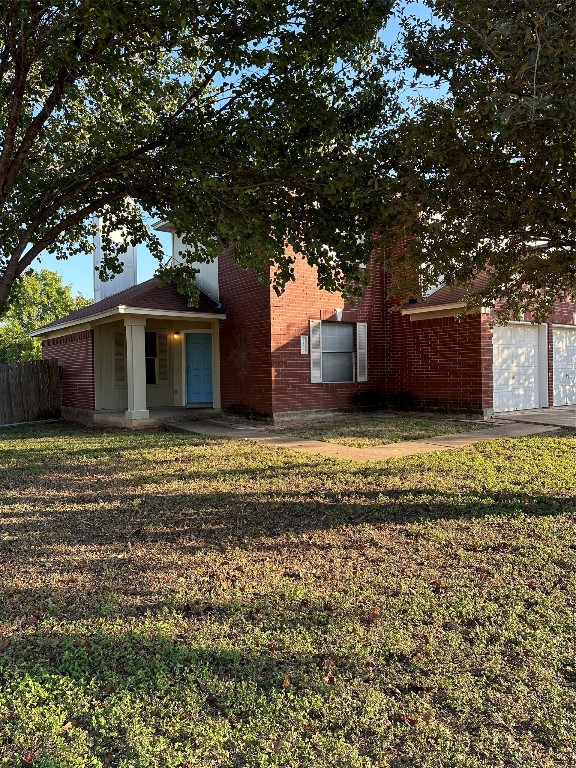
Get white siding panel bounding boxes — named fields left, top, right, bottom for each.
left=172, top=234, right=219, bottom=301
left=93, top=216, right=137, bottom=301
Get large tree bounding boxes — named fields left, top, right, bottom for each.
left=381, top=0, right=576, bottom=317
left=0, top=268, right=91, bottom=361
left=0, top=0, right=394, bottom=313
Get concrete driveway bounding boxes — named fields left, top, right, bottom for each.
left=496, top=406, right=576, bottom=428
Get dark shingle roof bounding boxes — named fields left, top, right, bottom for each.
left=407, top=273, right=491, bottom=309
left=37, top=278, right=224, bottom=332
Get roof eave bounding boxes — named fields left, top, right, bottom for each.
left=31, top=305, right=226, bottom=338
left=152, top=220, right=174, bottom=232
left=401, top=301, right=468, bottom=315
left=400, top=301, right=485, bottom=320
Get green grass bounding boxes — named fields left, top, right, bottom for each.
left=271, top=415, right=492, bottom=447
left=0, top=423, right=575, bottom=768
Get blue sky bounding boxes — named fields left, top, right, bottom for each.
left=30, top=2, right=433, bottom=300
left=32, top=225, right=173, bottom=299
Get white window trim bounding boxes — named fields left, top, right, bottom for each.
left=310, top=320, right=368, bottom=384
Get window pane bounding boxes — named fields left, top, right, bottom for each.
left=145, top=331, right=157, bottom=357
left=322, top=352, right=353, bottom=382
left=145, top=356, right=157, bottom=385
left=321, top=323, right=353, bottom=352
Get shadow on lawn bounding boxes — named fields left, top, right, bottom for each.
left=1, top=422, right=574, bottom=619
left=0, top=486, right=573, bottom=548
left=0, top=484, right=573, bottom=620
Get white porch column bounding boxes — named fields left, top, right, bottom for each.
left=124, top=317, right=149, bottom=421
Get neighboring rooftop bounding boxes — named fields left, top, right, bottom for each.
left=404, top=273, right=491, bottom=312
left=33, top=278, right=226, bottom=335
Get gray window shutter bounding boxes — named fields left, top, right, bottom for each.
left=158, top=332, right=169, bottom=382
left=310, top=320, right=322, bottom=383
left=356, top=322, right=368, bottom=382
left=113, top=330, right=126, bottom=385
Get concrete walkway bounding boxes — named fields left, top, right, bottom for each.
left=168, top=420, right=560, bottom=461
left=495, top=406, right=576, bottom=429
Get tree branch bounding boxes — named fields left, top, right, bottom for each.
left=0, top=44, right=30, bottom=188
left=171, top=65, right=220, bottom=119
left=1, top=64, right=77, bottom=204
left=15, top=192, right=126, bottom=278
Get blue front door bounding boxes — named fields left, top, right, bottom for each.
left=186, top=333, right=213, bottom=404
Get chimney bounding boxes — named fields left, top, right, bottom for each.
left=93, top=215, right=137, bottom=301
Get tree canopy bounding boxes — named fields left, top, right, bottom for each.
left=0, top=0, right=394, bottom=312
left=381, top=0, right=576, bottom=318
left=2, top=1, right=574, bottom=318
left=0, top=269, right=91, bottom=361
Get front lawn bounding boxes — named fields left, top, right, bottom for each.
left=0, top=424, right=575, bottom=768
left=271, top=415, right=492, bottom=447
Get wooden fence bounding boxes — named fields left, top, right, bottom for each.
left=0, top=359, right=61, bottom=425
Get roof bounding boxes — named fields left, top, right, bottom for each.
left=402, top=273, right=490, bottom=315
left=33, top=278, right=226, bottom=336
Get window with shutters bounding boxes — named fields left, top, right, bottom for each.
left=144, top=331, right=170, bottom=386
left=113, top=330, right=126, bottom=386
left=145, top=331, right=157, bottom=384
left=157, top=333, right=169, bottom=382
left=310, top=321, right=367, bottom=383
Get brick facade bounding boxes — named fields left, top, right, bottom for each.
left=218, top=254, right=274, bottom=415
left=219, top=254, right=576, bottom=418
left=42, top=330, right=95, bottom=410
left=384, top=299, right=576, bottom=415
left=384, top=309, right=487, bottom=413
left=270, top=256, right=387, bottom=415
left=218, top=253, right=388, bottom=417
left=40, top=259, right=576, bottom=420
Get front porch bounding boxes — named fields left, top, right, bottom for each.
left=34, top=277, right=227, bottom=427
left=94, top=315, right=223, bottom=426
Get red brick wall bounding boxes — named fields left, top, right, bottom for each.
left=479, top=316, right=495, bottom=411
left=218, top=253, right=274, bottom=415
left=270, top=256, right=387, bottom=414
left=385, top=296, right=576, bottom=415
left=384, top=309, right=486, bottom=413
left=42, top=330, right=95, bottom=410
left=219, top=246, right=576, bottom=418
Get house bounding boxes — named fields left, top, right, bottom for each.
left=32, top=232, right=576, bottom=426
left=31, top=235, right=385, bottom=425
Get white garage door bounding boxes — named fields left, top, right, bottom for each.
left=492, top=325, right=541, bottom=412
left=553, top=327, right=576, bottom=405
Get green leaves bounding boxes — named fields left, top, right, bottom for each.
left=0, top=0, right=395, bottom=311
left=0, top=270, right=91, bottom=362
left=382, top=0, right=576, bottom=316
